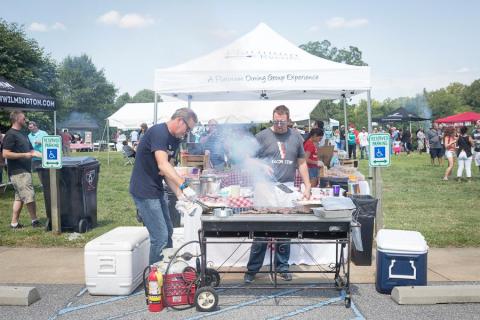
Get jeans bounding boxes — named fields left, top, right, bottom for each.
left=246, top=238, right=290, bottom=274
left=348, top=144, right=357, bottom=159
left=132, top=194, right=173, bottom=265
left=340, top=140, right=346, bottom=151
left=360, top=146, right=368, bottom=159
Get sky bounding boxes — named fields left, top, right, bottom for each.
left=2, top=0, right=480, bottom=101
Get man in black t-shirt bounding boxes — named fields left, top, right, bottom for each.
left=2, top=111, right=42, bottom=229
left=130, top=108, right=198, bottom=265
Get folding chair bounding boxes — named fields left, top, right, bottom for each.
left=122, top=150, right=135, bottom=166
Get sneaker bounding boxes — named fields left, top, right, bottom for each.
left=279, top=272, right=292, bottom=281
left=31, top=220, right=42, bottom=228
left=244, top=273, right=255, bottom=284
left=10, top=223, right=24, bottom=230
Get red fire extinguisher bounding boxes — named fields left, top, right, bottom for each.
left=146, top=266, right=164, bottom=312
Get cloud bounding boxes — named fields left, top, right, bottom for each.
left=210, top=28, right=238, bottom=39
left=28, top=22, right=66, bottom=32
left=456, top=67, right=470, bottom=73
left=28, top=22, right=48, bottom=32
left=97, top=10, right=154, bottom=29
left=51, top=22, right=66, bottom=30
left=326, top=17, right=369, bottom=29
left=308, top=25, right=320, bottom=32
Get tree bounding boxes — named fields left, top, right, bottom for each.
left=57, top=54, right=117, bottom=121
left=299, top=40, right=368, bottom=66
left=426, top=82, right=471, bottom=118
left=114, top=92, right=131, bottom=110
left=131, top=89, right=155, bottom=103
left=0, top=19, right=58, bottom=130
left=463, top=79, right=480, bottom=112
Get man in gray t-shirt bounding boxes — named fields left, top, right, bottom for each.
left=245, top=105, right=311, bottom=284
left=426, top=123, right=443, bottom=165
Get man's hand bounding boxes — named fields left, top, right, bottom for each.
left=302, top=184, right=311, bottom=200
left=182, top=186, right=197, bottom=201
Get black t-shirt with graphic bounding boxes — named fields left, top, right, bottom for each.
left=3, top=128, right=33, bottom=176
left=129, top=123, right=180, bottom=198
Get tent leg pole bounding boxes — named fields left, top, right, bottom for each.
left=107, top=119, right=110, bottom=166
left=54, top=111, right=57, bottom=135
left=367, top=90, right=374, bottom=192
left=154, top=92, right=158, bottom=125
left=343, top=96, right=348, bottom=156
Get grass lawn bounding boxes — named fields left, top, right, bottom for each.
left=1, top=151, right=479, bottom=248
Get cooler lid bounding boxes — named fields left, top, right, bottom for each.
left=85, top=227, right=149, bottom=251
left=376, top=229, right=428, bottom=253
left=62, top=157, right=97, bottom=166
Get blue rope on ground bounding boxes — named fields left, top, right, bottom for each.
left=265, top=295, right=343, bottom=320
left=56, top=292, right=143, bottom=316
left=183, top=287, right=306, bottom=320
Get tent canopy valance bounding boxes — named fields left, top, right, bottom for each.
left=0, top=76, right=55, bottom=112
left=107, top=97, right=320, bottom=129
left=154, top=23, right=370, bottom=102
left=376, top=107, right=429, bottom=123
left=435, top=111, right=480, bottom=125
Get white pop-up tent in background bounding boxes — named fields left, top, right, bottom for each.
left=107, top=97, right=320, bottom=129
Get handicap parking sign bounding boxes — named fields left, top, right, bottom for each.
left=47, top=148, right=58, bottom=160
left=374, top=146, right=385, bottom=158
left=368, top=134, right=391, bottom=167
left=42, top=136, right=62, bottom=169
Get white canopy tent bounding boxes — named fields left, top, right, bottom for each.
left=107, top=97, right=320, bottom=129
left=154, top=23, right=370, bottom=102
left=152, top=23, right=375, bottom=267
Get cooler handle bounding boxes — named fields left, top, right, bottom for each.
left=388, top=259, right=416, bottom=280
left=98, top=256, right=116, bottom=274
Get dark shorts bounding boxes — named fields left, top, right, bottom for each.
left=308, top=167, right=319, bottom=178
left=430, top=148, right=442, bottom=159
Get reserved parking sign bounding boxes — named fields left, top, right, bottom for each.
left=42, top=135, right=63, bottom=169
left=368, top=133, right=391, bottom=167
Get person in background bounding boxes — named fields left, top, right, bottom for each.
left=472, top=120, right=480, bottom=174
left=456, top=126, right=474, bottom=181
left=303, top=128, right=324, bottom=187
left=339, top=125, right=346, bottom=151
left=122, top=140, right=136, bottom=158
left=347, top=128, right=357, bottom=159
left=138, top=123, right=148, bottom=142
left=0, top=131, right=5, bottom=184
left=200, top=119, right=226, bottom=170
left=27, top=121, right=48, bottom=175
left=416, top=129, right=426, bottom=154
left=427, top=123, right=443, bottom=166
left=402, top=127, right=412, bottom=155
left=358, top=127, right=369, bottom=160
left=130, top=108, right=198, bottom=265
left=61, top=129, right=71, bottom=156
left=334, top=129, right=341, bottom=149
left=130, top=129, right=139, bottom=146
left=393, top=137, right=402, bottom=155
left=2, top=111, right=42, bottom=229
left=244, top=105, right=311, bottom=284
left=442, top=126, right=457, bottom=181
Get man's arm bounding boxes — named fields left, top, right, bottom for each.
left=297, top=157, right=311, bottom=199
left=3, top=149, right=39, bottom=160
left=154, top=150, right=185, bottom=197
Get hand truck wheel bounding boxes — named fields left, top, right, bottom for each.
left=205, top=268, right=220, bottom=287
left=194, top=286, right=218, bottom=312
left=345, top=295, right=351, bottom=308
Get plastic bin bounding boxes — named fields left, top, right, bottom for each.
left=350, top=195, right=378, bottom=266
left=38, top=157, right=100, bottom=233
left=375, top=229, right=428, bottom=294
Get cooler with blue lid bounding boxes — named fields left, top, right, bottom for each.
left=375, top=229, right=428, bottom=294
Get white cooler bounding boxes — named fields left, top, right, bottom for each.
left=85, top=226, right=150, bottom=295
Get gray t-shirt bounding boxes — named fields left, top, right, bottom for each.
left=256, top=128, right=305, bottom=183
left=427, top=128, right=442, bottom=149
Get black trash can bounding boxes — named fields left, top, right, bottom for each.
left=350, top=195, right=378, bottom=266
left=38, top=157, right=100, bottom=233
